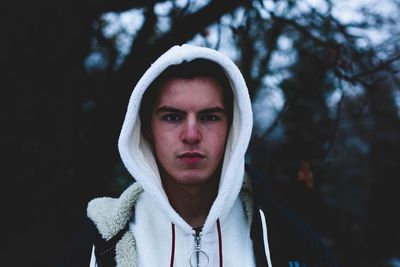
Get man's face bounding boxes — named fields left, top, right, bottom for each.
left=149, top=77, right=230, bottom=187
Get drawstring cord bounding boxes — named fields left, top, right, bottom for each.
left=169, top=219, right=223, bottom=267
left=216, top=219, right=223, bottom=267
left=259, top=209, right=273, bottom=267
left=170, top=223, right=175, bottom=267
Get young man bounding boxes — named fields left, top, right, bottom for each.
left=86, top=45, right=338, bottom=267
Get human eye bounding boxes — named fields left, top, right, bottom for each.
left=162, top=113, right=183, bottom=122
left=200, top=113, right=221, bottom=122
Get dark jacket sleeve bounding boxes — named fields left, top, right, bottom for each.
left=247, top=165, right=339, bottom=267
left=54, top=219, right=96, bottom=267
left=267, top=206, right=339, bottom=267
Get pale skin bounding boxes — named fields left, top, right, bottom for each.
left=146, top=77, right=230, bottom=228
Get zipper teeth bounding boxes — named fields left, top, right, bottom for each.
left=194, top=231, right=201, bottom=250
left=193, top=230, right=202, bottom=267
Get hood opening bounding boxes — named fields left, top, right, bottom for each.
left=118, top=44, right=253, bottom=233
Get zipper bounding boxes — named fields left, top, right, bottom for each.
left=193, top=229, right=202, bottom=267
left=188, top=220, right=222, bottom=267
left=190, top=227, right=210, bottom=267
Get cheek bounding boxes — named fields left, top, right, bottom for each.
left=152, top=130, right=175, bottom=155
left=209, top=126, right=229, bottom=156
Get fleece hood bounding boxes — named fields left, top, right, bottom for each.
left=118, top=44, right=253, bottom=234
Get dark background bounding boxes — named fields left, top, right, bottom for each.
left=2, top=0, right=400, bottom=266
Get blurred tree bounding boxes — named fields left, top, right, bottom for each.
left=2, top=0, right=253, bottom=265
left=2, top=0, right=399, bottom=266
left=366, top=77, right=400, bottom=264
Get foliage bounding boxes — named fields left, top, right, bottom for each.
left=3, top=0, right=400, bottom=266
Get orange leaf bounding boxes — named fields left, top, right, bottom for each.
left=297, top=161, right=314, bottom=189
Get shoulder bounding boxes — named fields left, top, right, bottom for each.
left=87, top=182, right=143, bottom=240
left=55, top=183, right=143, bottom=267
left=246, top=165, right=339, bottom=267
left=265, top=205, right=338, bottom=267
left=54, top=218, right=99, bottom=267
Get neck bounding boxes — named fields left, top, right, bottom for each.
left=161, top=171, right=220, bottom=228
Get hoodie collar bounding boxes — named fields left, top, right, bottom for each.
left=87, top=173, right=254, bottom=240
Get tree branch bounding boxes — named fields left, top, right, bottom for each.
left=118, top=0, right=252, bottom=87
left=275, top=15, right=328, bottom=46
left=238, top=10, right=257, bottom=100
left=257, top=13, right=285, bottom=80
left=160, top=0, right=251, bottom=48
left=89, top=0, right=168, bottom=14
left=252, top=100, right=288, bottom=146
left=352, top=53, right=400, bottom=79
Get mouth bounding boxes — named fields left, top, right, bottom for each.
left=178, top=152, right=205, bottom=164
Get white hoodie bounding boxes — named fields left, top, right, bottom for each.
left=88, top=44, right=256, bottom=267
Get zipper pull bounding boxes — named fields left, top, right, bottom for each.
left=190, top=229, right=209, bottom=267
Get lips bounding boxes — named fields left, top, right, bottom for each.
left=178, top=152, right=205, bottom=164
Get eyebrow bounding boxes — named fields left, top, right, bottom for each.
left=199, top=107, right=226, bottom=114
left=155, top=106, right=226, bottom=114
left=155, top=106, right=185, bottom=114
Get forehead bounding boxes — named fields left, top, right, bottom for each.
left=155, top=77, right=225, bottom=109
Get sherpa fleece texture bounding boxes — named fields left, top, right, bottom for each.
left=87, top=175, right=254, bottom=267
left=87, top=183, right=143, bottom=241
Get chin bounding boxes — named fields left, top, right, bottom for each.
left=174, top=171, right=214, bottom=186
left=160, top=165, right=220, bottom=187
left=177, top=175, right=209, bottom=185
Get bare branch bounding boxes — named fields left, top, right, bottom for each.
left=238, top=10, right=257, bottom=99
left=252, top=101, right=288, bottom=145
left=257, top=13, right=285, bottom=79
left=275, top=15, right=328, bottom=46
left=352, top=53, right=400, bottom=79
left=89, top=0, right=167, bottom=14
left=128, top=3, right=157, bottom=55
left=93, top=23, right=118, bottom=71
left=214, top=21, right=222, bottom=51
left=332, top=68, right=370, bottom=88
left=118, top=0, right=252, bottom=87
left=318, top=87, right=345, bottom=169
left=156, top=0, right=251, bottom=52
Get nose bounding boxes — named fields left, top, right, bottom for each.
left=180, top=115, right=202, bottom=144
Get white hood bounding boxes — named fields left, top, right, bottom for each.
left=118, top=44, right=253, bottom=234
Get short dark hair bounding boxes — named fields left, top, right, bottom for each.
left=139, top=59, right=234, bottom=130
